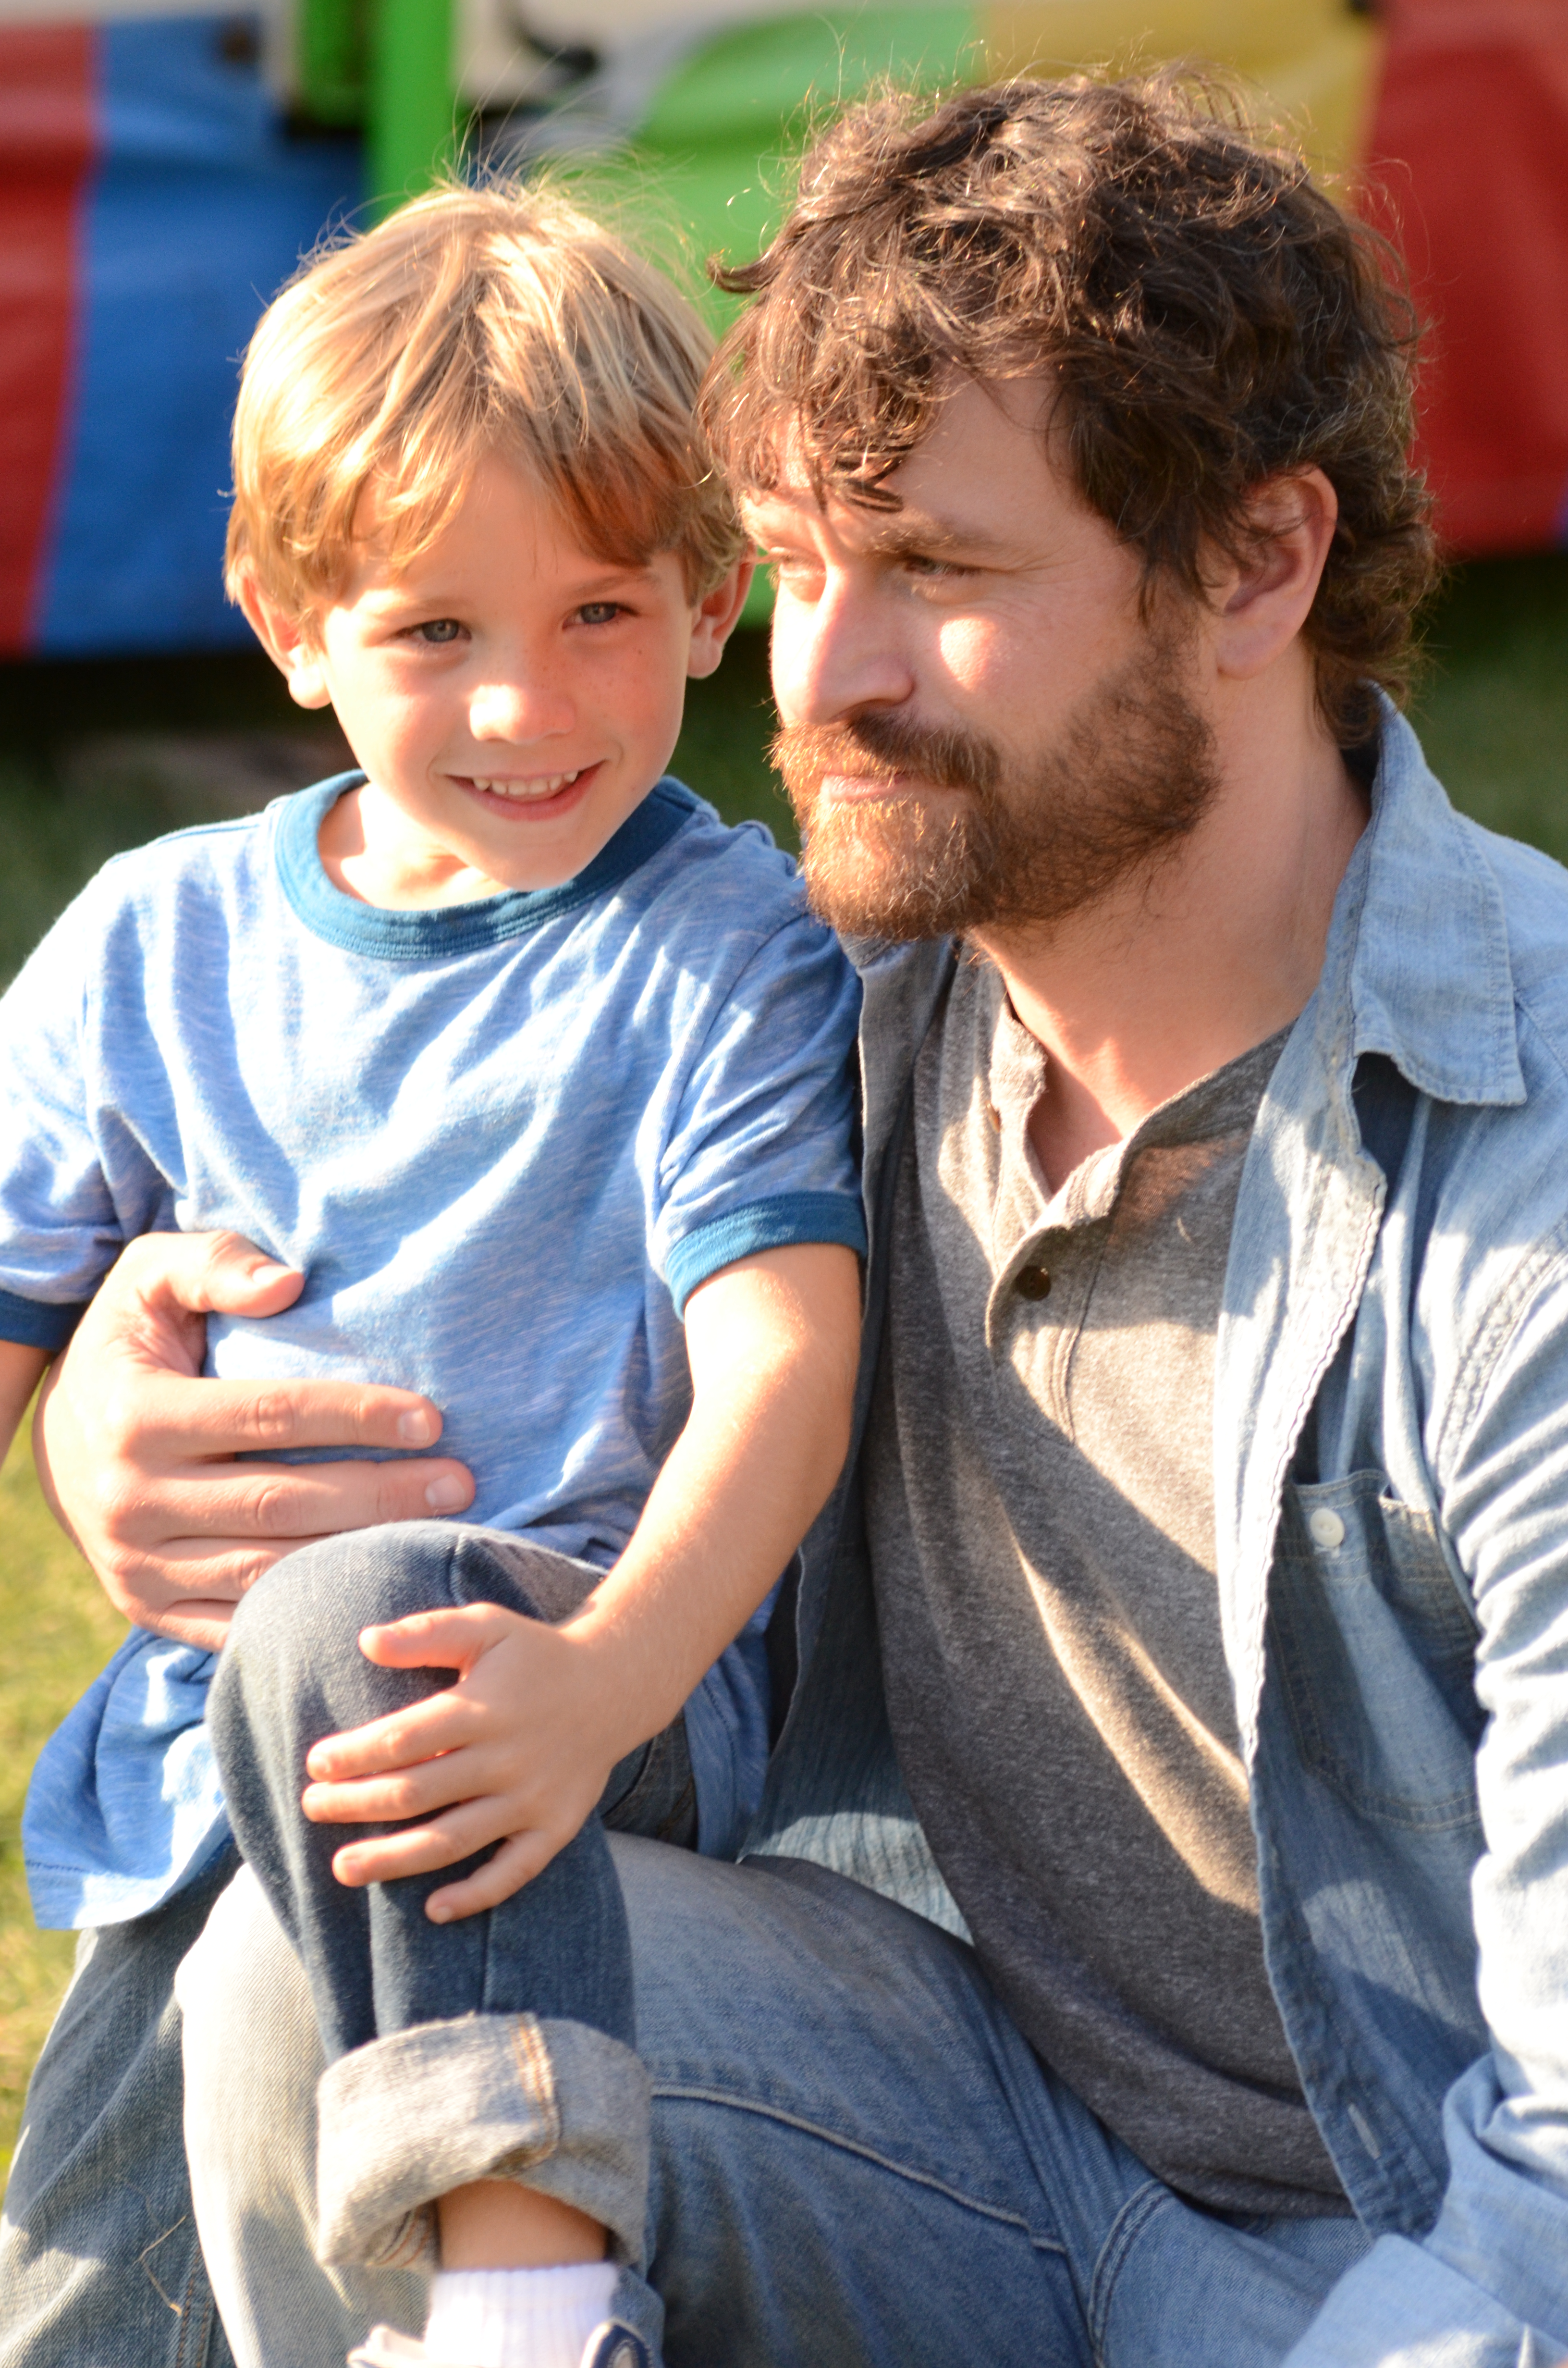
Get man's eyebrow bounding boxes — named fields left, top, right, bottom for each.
left=748, top=503, right=1016, bottom=565
left=856, top=517, right=1014, bottom=562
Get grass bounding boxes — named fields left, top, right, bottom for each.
left=0, top=1422, right=124, bottom=2175
left=0, top=553, right=1566, bottom=2169
left=1409, top=555, right=1568, bottom=861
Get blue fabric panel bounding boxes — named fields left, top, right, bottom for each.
left=664, top=1191, right=868, bottom=1317
left=0, top=1284, right=85, bottom=1351
left=37, top=16, right=360, bottom=654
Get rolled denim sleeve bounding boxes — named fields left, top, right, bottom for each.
left=1288, top=1242, right=1568, bottom=2366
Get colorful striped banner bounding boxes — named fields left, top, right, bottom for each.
left=0, top=2, right=1564, bottom=658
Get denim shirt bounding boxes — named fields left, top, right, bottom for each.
left=750, top=708, right=1568, bottom=2366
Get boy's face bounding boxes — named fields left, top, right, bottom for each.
left=251, top=452, right=747, bottom=902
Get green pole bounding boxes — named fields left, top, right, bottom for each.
left=368, top=0, right=458, bottom=215
left=296, top=0, right=364, bottom=126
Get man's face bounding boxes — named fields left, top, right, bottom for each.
left=744, top=379, right=1220, bottom=940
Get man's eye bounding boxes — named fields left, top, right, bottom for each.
left=413, top=618, right=463, bottom=644
left=769, top=557, right=822, bottom=592
left=577, top=602, right=624, bottom=626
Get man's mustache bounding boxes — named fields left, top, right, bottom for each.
left=772, top=711, right=1002, bottom=806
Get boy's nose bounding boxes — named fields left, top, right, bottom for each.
left=468, top=679, right=576, bottom=741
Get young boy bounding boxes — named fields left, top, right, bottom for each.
left=0, top=183, right=863, bottom=2368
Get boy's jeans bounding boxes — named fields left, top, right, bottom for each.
left=188, top=1522, right=1376, bottom=2368
left=206, top=1521, right=693, bottom=2277
left=0, top=1521, right=690, bottom=2368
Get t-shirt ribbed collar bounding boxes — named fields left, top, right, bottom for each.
left=274, top=771, right=696, bottom=960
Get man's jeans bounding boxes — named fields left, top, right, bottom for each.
left=179, top=1516, right=1373, bottom=2368
left=184, top=1842, right=1372, bottom=2368
left=0, top=1845, right=239, bottom=2368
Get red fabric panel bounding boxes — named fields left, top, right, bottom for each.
left=0, top=25, right=95, bottom=652
left=1364, top=0, right=1568, bottom=553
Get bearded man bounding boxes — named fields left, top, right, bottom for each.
left=12, top=74, right=1568, bottom=2368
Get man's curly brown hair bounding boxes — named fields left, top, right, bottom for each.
left=702, top=74, right=1437, bottom=746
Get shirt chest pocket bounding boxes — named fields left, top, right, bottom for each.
left=1266, top=1471, right=1482, bottom=1829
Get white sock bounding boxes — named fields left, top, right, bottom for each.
left=424, top=2261, right=618, bottom=2368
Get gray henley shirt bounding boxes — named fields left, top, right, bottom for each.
left=864, top=953, right=1347, bottom=2216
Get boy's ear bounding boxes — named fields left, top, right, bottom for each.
left=686, top=557, right=754, bottom=681
left=235, top=570, right=333, bottom=711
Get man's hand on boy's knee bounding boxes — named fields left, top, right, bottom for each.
left=300, top=1601, right=638, bottom=1920
left=35, top=1229, right=477, bottom=1648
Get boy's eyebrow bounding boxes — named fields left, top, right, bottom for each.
left=360, top=558, right=665, bottom=610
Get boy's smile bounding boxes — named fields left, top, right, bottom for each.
left=243, top=451, right=748, bottom=908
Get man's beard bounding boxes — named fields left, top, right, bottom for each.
left=773, top=635, right=1222, bottom=941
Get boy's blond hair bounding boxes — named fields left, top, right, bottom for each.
left=227, top=180, right=743, bottom=625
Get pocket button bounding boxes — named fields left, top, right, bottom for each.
left=1308, top=1507, right=1347, bottom=1550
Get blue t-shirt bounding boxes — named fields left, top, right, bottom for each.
left=2, top=774, right=865, bottom=1927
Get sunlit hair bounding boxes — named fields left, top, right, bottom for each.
left=703, top=74, right=1438, bottom=746
left=227, top=178, right=744, bottom=626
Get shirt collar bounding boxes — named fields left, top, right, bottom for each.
left=271, top=772, right=697, bottom=961
left=1324, top=702, right=1524, bottom=1107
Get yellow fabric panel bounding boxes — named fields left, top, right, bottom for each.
left=980, top=1, right=1383, bottom=176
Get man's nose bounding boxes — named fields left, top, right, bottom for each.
left=771, top=571, right=915, bottom=727
left=468, top=678, right=576, bottom=741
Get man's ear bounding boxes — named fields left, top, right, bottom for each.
left=686, top=557, right=756, bottom=681
left=1210, top=469, right=1338, bottom=684
left=235, top=570, right=333, bottom=710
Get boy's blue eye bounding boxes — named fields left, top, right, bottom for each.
left=416, top=619, right=463, bottom=644
left=577, top=602, right=623, bottom=626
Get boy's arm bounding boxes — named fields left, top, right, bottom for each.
left=300, top=1240, right=862, bottom=1917
left=0, top=1340, right=50, bottom=1466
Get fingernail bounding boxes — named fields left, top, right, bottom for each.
left=425, top=1474, right=466, bottom=1511
left=398, top=1408, right=436, bottom=1445
left=428, top=1900, right=451, bottom=1924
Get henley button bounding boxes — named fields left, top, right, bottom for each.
left=1308, top=1507, right=1346, bottom=1550
left=1015, top=1265, right=1052, bottom=1301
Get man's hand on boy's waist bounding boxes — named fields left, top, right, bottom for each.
left=34, top=1228, right=476, bottom=1649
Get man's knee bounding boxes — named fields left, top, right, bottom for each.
left=178, top=1866, right=323, bottom=2223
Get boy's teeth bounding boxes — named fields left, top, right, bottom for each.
left=472, top=769, right=580, bottom=800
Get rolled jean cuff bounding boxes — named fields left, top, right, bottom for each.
left=315, top=2011, right=651, bottom=2273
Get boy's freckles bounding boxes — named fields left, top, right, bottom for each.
left=303, top=452, right=707, bottom=910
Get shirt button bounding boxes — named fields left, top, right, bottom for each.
left=1015, top=1265, right=1052, bottom=1301
left=1308, top=1508, right=1346, bottom=1550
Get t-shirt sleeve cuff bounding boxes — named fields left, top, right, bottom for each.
left=0, top=1288, right=88, bottom=1353
left=664, top=1192, right=868, bottom=1318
